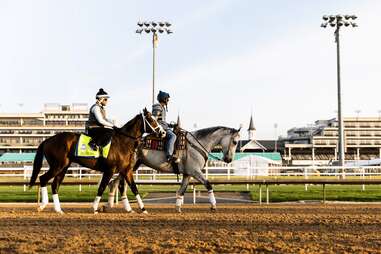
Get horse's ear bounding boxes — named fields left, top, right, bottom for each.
left=143, top=107, right=148, bottom=115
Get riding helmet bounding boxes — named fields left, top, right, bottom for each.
left=96, top=88, right=110, bottom=99
left=157, top=90, right=170, bottom=103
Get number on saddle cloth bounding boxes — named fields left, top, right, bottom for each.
left=75, top=134, right=112, bottom=158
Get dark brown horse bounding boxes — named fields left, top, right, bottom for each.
left=29, top=108, right=164, bottom=214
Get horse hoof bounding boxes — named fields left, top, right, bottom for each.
left=175, top=206, right=182, bottom=213
left=210, top=206, right=217, bottom=212
left=126, top=210, right=135, bottom=214
left=100, top=205, right=108, bottom=213
left=37, top=206, right=46, bottom=212
left=56, top=210, right=64, bottom=215
left=141, top=210, right=148, bottom=215
left=93, top=210, right=99, bottom=215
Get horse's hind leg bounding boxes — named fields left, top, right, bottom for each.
left=192, top=171, right=217, bottom=211
left=93, top=170, right=114, bottom=214
left=124, top=170, right=146, bottom=214
left=118, top=177, right=133, bottom=212
left=38, top=167, right=60, bottom=212
left=105, top=174, right=121, bottom=209
left=176, top=175, right=191, bottom=213
left=51, top=166, right=69, bottom=214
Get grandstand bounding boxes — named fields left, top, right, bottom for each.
left=0, top=103, right=88, bottom=154
left=281, top=117, right=381, bottom=166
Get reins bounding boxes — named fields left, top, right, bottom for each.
left=116, top=113, right=162, bottom=141
left=183, top=129, right=225, bottom=163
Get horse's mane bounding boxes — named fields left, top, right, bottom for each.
left=193, top=126, right=236, bottom=139
left=121, top=114, right=140, bottom=131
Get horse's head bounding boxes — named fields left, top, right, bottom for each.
left=142, top=108, right=166, bottom=138
left=220, top=128, right=240, bottom=163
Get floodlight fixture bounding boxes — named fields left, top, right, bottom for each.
left=320, top=13, right=358, bottom=169
left=135, top=20, right=174, bottom=105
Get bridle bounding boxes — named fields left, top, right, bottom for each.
left=116, top=113, right=164, bottom=140
left=141, top=113, right=164, bottom=137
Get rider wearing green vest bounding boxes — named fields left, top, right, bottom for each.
left=86, top=88, right=117, bottom=151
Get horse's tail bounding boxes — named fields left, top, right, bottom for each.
left=29, top=140, right=46, bottom=188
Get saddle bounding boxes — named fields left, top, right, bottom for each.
left=75, top=134, right=112, bottom=158
left=143, top=128, right=187, bottom=153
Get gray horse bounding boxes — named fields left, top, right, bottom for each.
left=106, top=126, right=240, bottom=213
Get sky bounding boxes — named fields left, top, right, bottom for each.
left=0, top=1, right=380, bottom=139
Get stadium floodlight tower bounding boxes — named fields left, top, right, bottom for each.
left=136, top=21, right=173, bottom=105
left=321, top=14, right=357, bottom=171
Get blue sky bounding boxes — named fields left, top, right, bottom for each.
left=0, top=1, right=380, bottom=139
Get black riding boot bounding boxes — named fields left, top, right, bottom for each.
left=89, top=139, right=98, bottom=151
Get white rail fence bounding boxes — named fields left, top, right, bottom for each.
left=1, top=165, right=381, bottom=183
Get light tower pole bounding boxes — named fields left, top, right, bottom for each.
left=321, top=14, right=358, bottom=168
left=136, top=21, right=173, bottom=105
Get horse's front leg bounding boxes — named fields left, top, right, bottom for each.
left=93, top=170, right=113, bottom=214
left=192, top=171, right=217, bottom=211
left=105, top=174, right=120, bottom=210
left=176, top=175, right=191, bottom=213
left=124, top=169, right=146, bottom=214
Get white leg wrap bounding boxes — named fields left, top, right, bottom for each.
left=41, top=187, right=49, bottom=206
left=136, top=194, right=144, bottom=209
left=121, top=197, right=132, bottom=212
left=108, top=194, right=115, bottom=208
left=52, top=194, right=62, bottom=213
left=93, top=196, right=101, bottom=211
left=208, top=190, right=216, bottom=206
left=176, top=195, right=184, bottom=207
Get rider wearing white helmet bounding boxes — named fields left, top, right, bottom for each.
left=86, top=88, right=117, bottom=151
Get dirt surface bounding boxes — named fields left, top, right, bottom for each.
left=0, top=203, right=381, bottom=253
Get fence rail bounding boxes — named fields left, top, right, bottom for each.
left=2, top=165, right=381, bottom=204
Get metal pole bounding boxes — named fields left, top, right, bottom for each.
left=335, top=28, right=345, bottom=173
left=152, top=33, right=157, bottom=105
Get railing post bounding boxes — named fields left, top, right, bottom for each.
left=362, top=168, right=365, bottom=191
left=304, top=167, right=308, bottom=191
left=323, top=184, right=326, bottom=204
left=266, top=184, right=269, bottom=204
left=79, top=168, right=82, bottom=192
left=37, top=186, right=40, bottom=205
left=205, top=166, right=208, bottom=180
left=259, top=184, right=262, bottom=205
left=115, top=187, right=119, bottom=205
left=193, top=184, right=196, bottom=204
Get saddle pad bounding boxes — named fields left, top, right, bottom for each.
left=143, top=132, right=187, bottom=151
left=75, top=134, right=111, bottom=158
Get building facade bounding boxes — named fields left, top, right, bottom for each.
left=0, top=103, right=88, bottom=154
left=281, top=117, right=381, bottom=165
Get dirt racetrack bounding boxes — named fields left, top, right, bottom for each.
left=1, top=203, right=381, bottom=253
